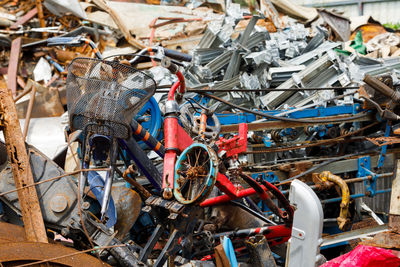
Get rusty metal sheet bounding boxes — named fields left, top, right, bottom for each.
left=362, top=231, right=400, bottom=250
left=0, top=242, right=110, bottom=266
left=0, top=222, right=26, bottom=243
left=112, top=185, right=142, bottom=240
left=351, top=24, right=387, bottom=43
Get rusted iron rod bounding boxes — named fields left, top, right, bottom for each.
left=0, top=80, right=47, bottom=243
left=22, top=85, right=37, bottom=140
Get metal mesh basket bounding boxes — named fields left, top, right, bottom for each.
left=66, top=58, right=156, bottom=139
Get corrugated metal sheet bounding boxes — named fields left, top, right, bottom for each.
left=296, top=0, right=400, bottom=24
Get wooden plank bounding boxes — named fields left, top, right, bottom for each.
left=10, top=7, right=38, bottom=30
left=7, top=37, right=22, bottom=97
left=0, top=79, right=48, bottom=243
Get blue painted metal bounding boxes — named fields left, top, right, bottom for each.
left=214, top=104, right=363, bottom=125
left=251, top=172, right=279, bottom=183
left=262, top=136, right=272, bottom=147
left=223, top=236, right=238, bottom=267
left=174, top=143, right=217, bottom=204
left=87, top=171, right=117, bottom=228
left=119, top=139, right=162, bottom=192
left=321, top=189, right=391, bottom=204
left=357, top=156, right=379, bottom=197
left=135, top=96, right=162, bottom=148
left=377, top=121, right=391, bottom=169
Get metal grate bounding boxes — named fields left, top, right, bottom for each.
left=66, top=58, right=156, bottom=139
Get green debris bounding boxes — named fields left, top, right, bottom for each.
left=349, top=31, right=366, bottom=55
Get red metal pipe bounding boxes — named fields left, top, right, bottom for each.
left=168, top=81, right=180, bottom=101
left=176, top=71, right=185, bottom=94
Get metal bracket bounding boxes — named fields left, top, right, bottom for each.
left=357, top=156, right=377, bottom=197
left=251, top=171, right=279, bottom=184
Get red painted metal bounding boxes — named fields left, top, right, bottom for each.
left=214, top=173, right=239, bottom=199
left=200, top=185, right=265, bottom=207
left=168, top=81, right=180, bottom=101
left=216, top=123, right=247, bottom=158
left=176, top=71, right=185, bottom=94
left=163, top=117, right=179, bottom=190
left=177, top=125, right=193, bottom=151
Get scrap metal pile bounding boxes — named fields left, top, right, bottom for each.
left=1, top=0, right=400, bottom=266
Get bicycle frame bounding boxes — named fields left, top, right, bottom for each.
left=162, top=70, right=294, bottom=225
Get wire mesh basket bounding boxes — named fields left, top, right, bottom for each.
left=66, top=57, right=156, bottom=139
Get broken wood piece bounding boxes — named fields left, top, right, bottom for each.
left=0, top=79, right=48, bottom=243
left=7, top=37, right=22, bottom=96
left=10, top=7, right=38, bottom=30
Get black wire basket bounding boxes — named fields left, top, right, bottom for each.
left=66, top=58, right=156, bottom=139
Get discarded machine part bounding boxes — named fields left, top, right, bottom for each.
left=174, top=143, right=218, bottom=204
left=0, top=143, right=78, bottom=229
left=285, top=179, right=324, bottom=267
left=318, top=171, right=350, bottom=230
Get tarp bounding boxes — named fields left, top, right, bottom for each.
left=322, top=245, right=400, bottom=267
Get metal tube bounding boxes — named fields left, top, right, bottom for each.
left=321, top=189, right=392, bottom=204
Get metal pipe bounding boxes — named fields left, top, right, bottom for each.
left=280, top=172, right=393, bottom=195
left=319, top=171, right=350, bottom=229
left=321, top=189, right=392, bottom=204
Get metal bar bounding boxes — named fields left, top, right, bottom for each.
left=139, top=224, right=164, bottom=262
left=0, top=80, right=48, bottom=243
left=7, top=37, right=22, bottom=96
left=22, top=85, right=37, bottom=140
left=321, top=224, right=388, bottom=247
left=10, top=8, right=38, bottom=30
left=35, top=0, right=46, bottom=38
left=220, top=113, right=373, bottom=133
left=321, top=189, right=391, bottom=204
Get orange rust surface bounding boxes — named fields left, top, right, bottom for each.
left=351, top=24, right=387, bottom=43
left=0, top=80, right=48, bottom=243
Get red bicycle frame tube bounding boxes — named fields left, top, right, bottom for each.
left=163, top=71, right=190, bottom=195
left=200, top=173, right=276, bottom=207
left=200, top=172, right=293, bottom=221
left=162, top=116, right=193, bottom=191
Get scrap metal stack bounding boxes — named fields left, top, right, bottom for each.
left=0, top=0, right=400, bottom=266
